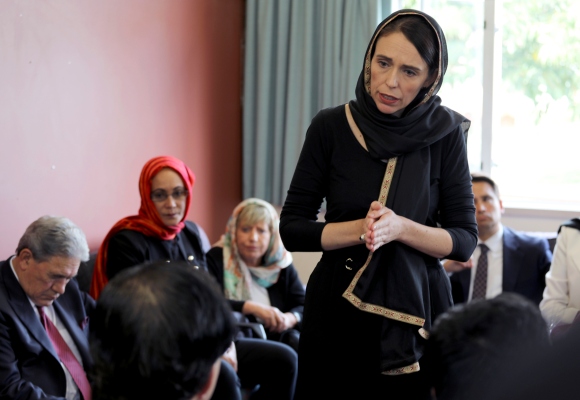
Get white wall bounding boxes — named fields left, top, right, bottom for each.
left=502, top=207, right=576, bottom=235
left=0, top=0, right=244, bottom=255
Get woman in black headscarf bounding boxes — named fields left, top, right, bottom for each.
left=280, top=9, right=478, bottom=399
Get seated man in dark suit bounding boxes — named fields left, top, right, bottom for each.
left=0, top=215, right=94, bottom=400
left=89, top=260, right=235, bottom=400
left=445, top=173, right=552, bottom=305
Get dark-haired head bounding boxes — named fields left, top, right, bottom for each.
left=90, top=261, right=235, bottom=400
left=427, top=292, right=549, bottom=400
left=471, top=172, right=500, bottom=198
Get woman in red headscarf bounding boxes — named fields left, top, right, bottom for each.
left=90, top=155, right=208, bottom=299
left=90, top=155, right=298, bottom=400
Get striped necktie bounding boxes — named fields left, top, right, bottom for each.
left=37, top=306, right=92, bottom=400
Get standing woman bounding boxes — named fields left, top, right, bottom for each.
left=280, top=9, right=477, bottom=399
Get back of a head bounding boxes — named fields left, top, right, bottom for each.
left=90, top=261, right=235, bottom=400
left=427, top=292, right=549, bottom=400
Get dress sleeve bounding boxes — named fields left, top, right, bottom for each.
left=105, top=231, right=148, bottom=280
left=280, top=110, right=332, bottom=252
left=437, top=126, right=478, bottom=261
left=540, top=227, right=578, bottom=325
left=283, top=264, right=305, bottom=316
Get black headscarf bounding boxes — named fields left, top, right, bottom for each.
left=349, top=9, right=469, bottom=160
left=342, top=9, right=471, bottom=374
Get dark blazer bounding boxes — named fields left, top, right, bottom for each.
left=450, top=227, right=552, bottom=306
left=206, top=247, right=305, bottom=327
left=0, top=257, right=95, bottom=400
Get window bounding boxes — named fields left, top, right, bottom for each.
left=390, top=0, right=580, bottom=211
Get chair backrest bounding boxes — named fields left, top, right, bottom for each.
left=548, top=237, right=557, bottom=253
left=524, top=231, right=558, bottom=254
left=232, top=311, right=267, bottom=340
left=76, top=252, right=97, bottom=294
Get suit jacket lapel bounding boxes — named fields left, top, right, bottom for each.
left=53, top=298, right=91, bottom=366
left=502, top=227, right=523, bottom=292
left=1, top=260, right=59, bottom=360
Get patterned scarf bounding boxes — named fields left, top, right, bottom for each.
left=223, top=198, right=292, bottom=301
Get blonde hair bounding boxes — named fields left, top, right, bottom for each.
left=236, top=203, right=273, bottom=233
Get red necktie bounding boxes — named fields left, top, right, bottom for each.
left=37, top=306, right=92, bottom=400
left=471, top=244, right=489, bottom=300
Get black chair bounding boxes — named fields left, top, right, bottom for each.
left=76, top=252, right=97, bottom=294
left=548, top=236, right=557, bottom=253
left=232, top=311, right=267, bottom=340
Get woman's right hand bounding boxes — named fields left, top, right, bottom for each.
left=363, top=200, right=453, bottom=258
left=242, top=301, right=286, bottom=332
left=361, top=201, right=399, bottom=252
left=442, top=258, right=473, bottom=273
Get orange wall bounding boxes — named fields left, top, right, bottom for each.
left=0, top=0, right=244, bottom=255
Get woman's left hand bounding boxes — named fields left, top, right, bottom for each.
left=363, top=201, right=404, bottom=252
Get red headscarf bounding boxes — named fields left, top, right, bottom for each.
left=90, top=156, right=195, bottom=299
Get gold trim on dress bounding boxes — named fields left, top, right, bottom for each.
left=342, top=250, right=425, bottom=327
left=341, top=102, right=429, bottom=374
left=382, top=362, right=421, bottom=376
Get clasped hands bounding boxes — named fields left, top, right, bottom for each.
left=360, top=201, right=404, bottom=253
left=242, top=301, right=297, bottom=334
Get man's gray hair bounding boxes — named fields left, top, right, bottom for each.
left=16, top=216, right=90, bottom=262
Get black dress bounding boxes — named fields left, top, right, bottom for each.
left=280, top=105, right=477, bottom=399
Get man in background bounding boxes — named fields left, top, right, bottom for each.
left=89, top=260, right=235, bottom=400
left=445, top=173, right=552, bottom=305
left=0, top=215, right=94, bottom=400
